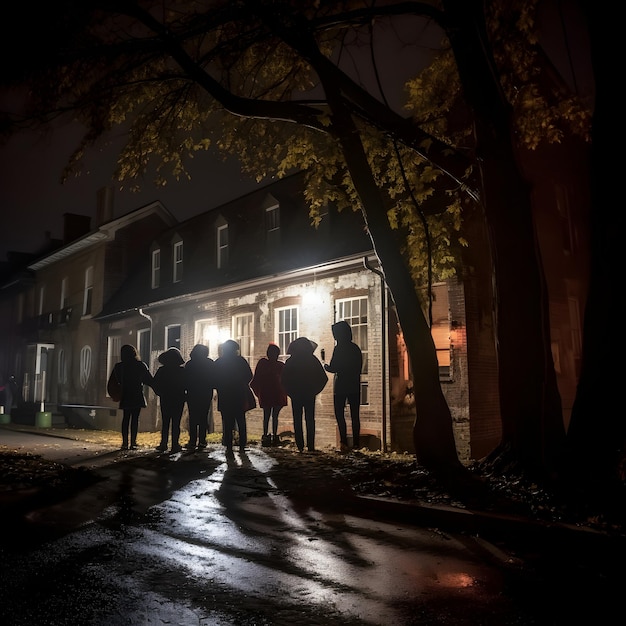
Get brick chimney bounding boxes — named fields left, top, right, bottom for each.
left=96, top=186, right=114, bottom=225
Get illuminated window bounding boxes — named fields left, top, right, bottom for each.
left=276, top=306, right=298, bottom=356
left=195, top=319, right=213, bottom=351
left=233, top=313, right=254, bottom=364
left=151, top=249, right=161, bottom=289
left=431, top=284, right=451, bottom=379
left=336, top=297, right=368, bottom=404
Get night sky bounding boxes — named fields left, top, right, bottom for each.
left=0, top=1, right=592, bottom=264
left=0, top=117, right=258, bottom=262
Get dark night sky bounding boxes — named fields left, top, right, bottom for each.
left=0, top=1, right=592, bottom=264
left=0, top=118, right=259, bottom=262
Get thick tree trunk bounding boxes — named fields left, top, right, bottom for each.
left=566, top=3, right=624, bottom=509
left=327, top=103, right=462, bottom=472
left=443, top=0, right=566, bottom=479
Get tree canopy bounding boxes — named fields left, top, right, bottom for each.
left=1, top=1, right=600, bottom=484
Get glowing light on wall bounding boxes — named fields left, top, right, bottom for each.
left=302, top=283, right=328, bottom=324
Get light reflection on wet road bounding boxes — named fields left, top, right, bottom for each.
left=0, top=446, right=536, bottom=625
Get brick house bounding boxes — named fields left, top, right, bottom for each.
left=0, top=139, right=590, bottom=463
left=0, top=173, right=476, bottom=459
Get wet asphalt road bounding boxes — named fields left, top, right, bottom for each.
left=0, top=427, right=624, bottom=625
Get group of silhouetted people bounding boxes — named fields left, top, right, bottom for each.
left=109, top=321, right=363, bottom=455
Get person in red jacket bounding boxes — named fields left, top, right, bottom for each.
left=251, top=343, right=288, bottom=447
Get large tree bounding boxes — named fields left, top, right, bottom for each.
left=1, top=1, right=594, bottom=481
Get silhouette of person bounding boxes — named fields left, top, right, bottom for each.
left=184, top=344, right=216, bottom=452
left=152, top=347, right=186, bottom=453
left=281, top=337, right=328, bottom=452
left=324, top=321, right=363, bottom=451
left=251, top=343, right=287, bottom=447
left=214, top=339, right=254, bottom=452
left=111, top=344, right=154, bottom=450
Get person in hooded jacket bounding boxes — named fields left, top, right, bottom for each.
left=250, top=342, right=287, bottom=447
left=324, top=321, right=363, bottom=451
left=184, top=344, right=216, bottom=452
left=110, top=344, right=154, bottom=450
left=281, top=337, right=328, bottom=452
left=152, top=347, right=187, bottom=453
left=214, top=339, right=254, bottom=452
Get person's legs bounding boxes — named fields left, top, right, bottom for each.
left=187, top=404, right=198, bottom=448
left=159, top=411, right=171, bottom=450
left=221, top=412, right=235, bottom=449
left=121, top=410, right=131, bottom=449
left=198, top=405, right=209, bottom=447
left=130, top=409, right=140, bottom=448
left=171, top=407, right=183, bottom=451
left=347, top=392, right=361, bottom=448
left=291, top=400, right=305, bottom=451
left=304, top=397, right=316, bottom=451
left=271, top=407, right=281, bottom=436
left=334, top=394, right=348, bottom=446
left=263, top=407, right=271, bottom=436
left=235, top=411, right=247, bottom=449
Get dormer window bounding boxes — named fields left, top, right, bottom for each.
left=263, top=194, right=280, bottom=247
left=173, top=239, right=183, bottom=283
left=217, top=223, right=228, bottom=269
left=151, top=248, right=161, bottom=289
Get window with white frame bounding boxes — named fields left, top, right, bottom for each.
left=276, top=306, right=298, bottom=356
left=430, top=284, right=451, bottom=379
left=217, top=224, right=228, bottom=269
left=173, top=240, right=183, bottom=283
left=137, top=329, right=151, bottom=366
left=233, top=313, right=254, bottom=364
left=151, top=249, right=161, bottom=289
left=165, top=324, right=181, bottom=349
left=336, top=297, right=369, bottom=404
left=107, top=336, right=122, bottom=391
left=82, top=266, right=93, bottom=316
left=195, top=319, right=214, bottom=353
left=60, top=277, right=68, bottom=310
